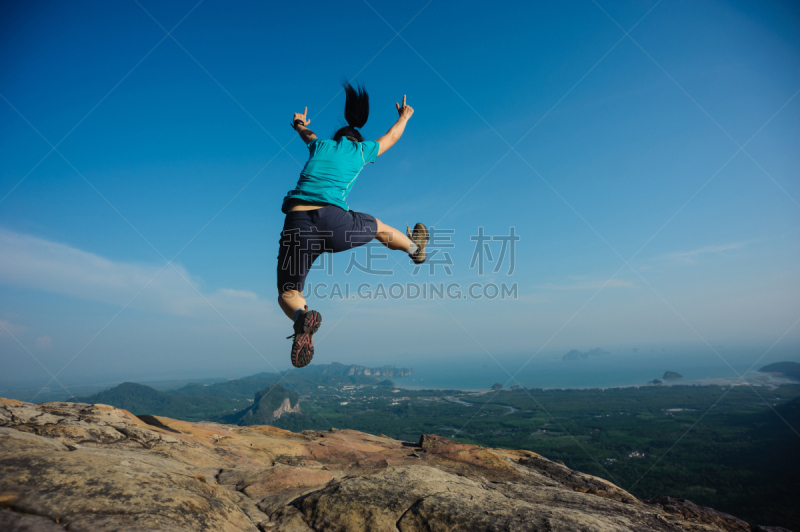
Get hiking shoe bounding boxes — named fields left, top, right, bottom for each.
left=287, top=306, right=322, bottom=368
left=406, top=222, right=429, bottom=264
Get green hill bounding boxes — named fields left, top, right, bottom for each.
left=759, top=361, right=800, bottom=380
left=67, top=363, right=412, bottom=423
left=169, top=372, right=281, bottom=400
left=227, top=384, right=302, bottom=426
left=70, top=382, right=243, bottom=421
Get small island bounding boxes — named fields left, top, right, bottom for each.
left=663, top=371, right=683, bottom=380
left=562, top=349, right=587, bottom=361
left=561, top=348, right=610, bottom=361
left=758, top=361, right=800, bottom=381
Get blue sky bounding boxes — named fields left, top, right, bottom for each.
left=1, top=0, right=798, bottom=390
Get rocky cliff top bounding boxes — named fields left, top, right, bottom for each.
left=0, top=397, right=789, bottom=532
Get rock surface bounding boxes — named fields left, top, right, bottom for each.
left=0, top=397, right=788, bottom=531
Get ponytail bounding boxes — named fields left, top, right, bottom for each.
left=333, top=80, right=369, bottom=143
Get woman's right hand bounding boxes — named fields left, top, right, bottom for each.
left=292, top=107, right=310, bottom=128
left=396, top=95, right=414, bottom=121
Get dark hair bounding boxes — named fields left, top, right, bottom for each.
left=333, top=81, right=369, bottom=143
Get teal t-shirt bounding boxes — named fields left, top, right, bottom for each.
left=282, top=138, right=380, bottom=213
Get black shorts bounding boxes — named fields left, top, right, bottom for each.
left=277, top=205, right=378, bottom=293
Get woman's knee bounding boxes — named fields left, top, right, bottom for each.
left=374, top=219, right=388, bottom=238
left=279, top=290, right=301, bottom=303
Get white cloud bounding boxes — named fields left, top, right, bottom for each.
left=35, top=336, right=52, bottom=348
left=538, top=279, right=637, bottom=291
left=661, top=242, right=748, bottom=264
left=0, top=228, right=278, bottom=322
left=218, top=288, right=259, bottom=300
left=0, top=318, right=27, bottom=337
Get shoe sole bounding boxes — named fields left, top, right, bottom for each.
left=410, top=223, right=428, bottom=264
left=291, top=310, right=321, bottom=368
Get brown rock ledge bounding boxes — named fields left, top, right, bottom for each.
left=0, top=397, right=789, bottom=531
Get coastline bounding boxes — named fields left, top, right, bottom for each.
left=392, top=372, right=797, bottom=393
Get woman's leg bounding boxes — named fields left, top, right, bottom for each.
left=278, top=290, right=307, bottom=320
left=374, top=218, right=412, bottom=251
left=280, top=287, right=321, bottom=369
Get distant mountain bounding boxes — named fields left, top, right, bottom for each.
left=300, top=362, right=412, bottom=378
left=758, top=361, right=800, bottom=380
left=228, top=384, right=301, bottom=426
left=663, top=371, right=682, bottom=380
left=68, top=363, right=411, bottom=423
left=70, top=382, right=238, bottom=420
left=72, top=382, right=186, bottom=412
left=169, top=372, right=282, bottom=400
left=562, top=348, right=610, bottom=361
left=170, top=363, right=412, bottom=401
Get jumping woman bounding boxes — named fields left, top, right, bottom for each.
left=278, top=81, right=428, bottom=368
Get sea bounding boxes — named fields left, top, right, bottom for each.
left=390, top=345, right=800, bottom=391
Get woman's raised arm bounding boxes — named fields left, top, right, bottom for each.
left=292, top=107, right=317, bottom=144
left=377, top=95, right=414, bottom=156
